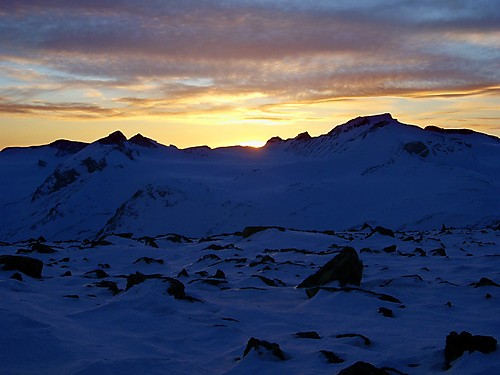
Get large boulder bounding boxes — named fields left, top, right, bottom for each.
left=444, top=331, right=497, bottom=369
left=297, top=247, right=363, bottom=288
left=0, top=255, right=43, bottom=278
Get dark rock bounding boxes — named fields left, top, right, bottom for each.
left=243, top=337, right=286, bottom=361
left=164, top=234, right=192, bottom=243
left=98, top=263, right=110, bottom=269
left=319, top=350, right=344, bottom=364
left=429, top=248, right=447, bottom=257
left=378, top=307, right=394, bottom=318
left=126, top=271, right=147, bottom=290
left=81, top=157, right=107, bottom=173
left=403, top=141, right=430, bottom=157
left=413, top=248, right=426, bottom=256
left=297, top=247, right=363, bottom=288
left=115, top=232, right=134, bottom=238
left=10, top=272, right=23, bottom=281
left=32, top=168, right=80, bottom=200
left=295, top=331, right=321, bottom=339
left=337, top=361, right=390, bottom=375
left=197, top=254, right=221, bottom=262
left=213, top=269, right=226, bottom=279
left=83, top=269, right=109, bottom=279
left=139, top=236, right=159, bottom=248
left=444, top=331, right=497, bottom=369
left=383, top=245, right=397, bottom=254
left=368, top=226, right=395, bottom=238
left=177, top=268, right=189, bottom=278
left=94, top=280, right=121, bottom=296
left=471, top=277, right=500, bottom=288
left=252, top=275, right=279, bottom=287
left=166, top=278, right=186, bottom=299
left=30, top=242, right=57, bottom=254
left=38, top=159, right=47, bottom=167
left=133, top=257, right=164, bottom=265
left=249, top=255, right=275, bottom=267
left=61, top=271, right=72, bottom=277
left=0, top=255, right=43, bottom=278
left=240, top=226, right=285, bottom=238
left=336, top=333, right=371, bottom=346
left=203, top=243, right=236, bottom=251
left=63, top=295, right=79, bottom=299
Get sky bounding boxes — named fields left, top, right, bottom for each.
left=1, top=0, right=500, bottom=149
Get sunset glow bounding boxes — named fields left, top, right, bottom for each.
left=1, top=1, right=499, bottom=149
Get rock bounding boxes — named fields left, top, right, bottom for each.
left=444, top=331, right=497, bottom=369
left=133, top=257, right=164, bottom=265
left=429, top=248, right=447, bottom=257
left=368, top=226, right=395, bottom=238
left=139, top=236, right=159, bottom=248
left=249, top=255, right=275, bottom=267
left=126, top=271, right=147, bottom=290
left=10, top=272, right=23, bottom=281
left=470, top=277, right=500, bottom=288
left=213, top=269, right=226, bottom=279
left=297, top=247, right=363, bottom=288
left=166, top=278, right=187, bottom=300
left=177, top=268, right=189, bottom=278
left=81, top=157, right=107, bottom=173
left=61, top=271, right=72, bottom=277
left=294, top=331, right=321, bottom=339
left=242, top=337, right=286, bottom=361
left=94, top=280, right=121, bottom=296
left=30, top=242, right=57, bottom=254
left=337, top=361, right=390, bottom=375
left=240, top=226, right=285, bottom=238
left=0, top=255, right=43, bottom=278
left=383, top=245, right=397, bottom=253
left=413, top=248, right=426, bottom=256
left=83, top=269, right=109, bottom=279
left=319, top=350, right=344, bottom=364
left=378, top=307, right=394, bottom=318
left=336, top=333, right=371, bottom=346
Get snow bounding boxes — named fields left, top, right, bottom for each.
left=0, top=114, right=499, bottom=373
left=0, top=228, right=499, bottom=374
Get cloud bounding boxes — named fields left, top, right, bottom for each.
left=0, top=0, right=499, bottom=120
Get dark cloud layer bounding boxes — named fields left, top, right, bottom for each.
left=0, top=0, right=499, bottom=119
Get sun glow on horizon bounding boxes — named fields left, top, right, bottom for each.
left=237, top=139, right=267, bottom=148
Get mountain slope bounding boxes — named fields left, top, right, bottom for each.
left=0, top=114, right=499, bottom=241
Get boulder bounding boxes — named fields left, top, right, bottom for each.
left=444, top=331, right=497, bottom=369
left=0, top=255, right=43, bottom=278
left=297, top=247, right=363, bottom=288
left=337, top=361, right=389, bottom=375
left=243, top=337, right=286, bottom=361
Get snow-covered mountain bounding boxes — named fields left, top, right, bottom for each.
left=1, top=113, right=499, bottom=241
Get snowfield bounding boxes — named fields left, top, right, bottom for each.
left=0, top=114, right=499, bottom=374
left=0, top=227, right=499, bottom=374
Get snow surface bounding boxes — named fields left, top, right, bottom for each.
left=0, top=228, right=499, bottom=374
left=1, top=113, right=499, bottom=374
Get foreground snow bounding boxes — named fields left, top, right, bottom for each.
left=1, top=226, right=498, bottom=374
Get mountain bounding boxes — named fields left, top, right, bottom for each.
left=0, top=114, right=499, bottom=241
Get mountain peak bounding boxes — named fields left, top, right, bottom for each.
left=328, top=113, right=395, bottom=136
left=129, top=133, right=158, bottom=148
left=96, top=131, right=127, bottom=145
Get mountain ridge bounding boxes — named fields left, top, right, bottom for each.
left=0, top=114, right=499, bottom=241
